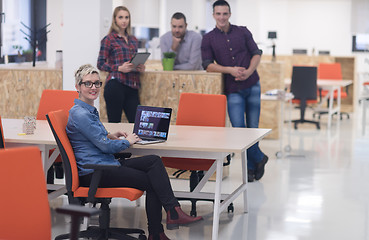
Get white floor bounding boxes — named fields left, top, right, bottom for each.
left=50, top=106, right=369, bottom=240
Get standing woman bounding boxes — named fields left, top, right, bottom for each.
left=97, top=6, right=144, bottom=123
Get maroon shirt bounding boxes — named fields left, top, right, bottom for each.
left=201, top=24, right=262, bottom=95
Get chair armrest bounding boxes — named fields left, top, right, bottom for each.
left=56, top=205, right=100, bottom=239
left=114, top=152, right=132, bottom=159
left=223, top=154, right=232, bottom=166
left=82, top=164, right=120, bottom=202
left=56, top=204, right=100, bottom=218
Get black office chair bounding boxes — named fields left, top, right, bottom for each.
left=290, top=66, right=320, bottom=129
left=0, top=116, right=4, bottom=149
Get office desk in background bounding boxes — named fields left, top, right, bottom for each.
left=4, top=119, right=270, bottom=240
left=285, top=79, right=353, bottom=129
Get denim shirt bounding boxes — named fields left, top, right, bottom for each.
left=66, top=99, right=130, bottom=176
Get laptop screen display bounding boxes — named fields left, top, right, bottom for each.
left=133, top=106, right=172, bottom=140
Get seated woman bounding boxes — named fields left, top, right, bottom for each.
left=66, top=64, right=202, bottom=240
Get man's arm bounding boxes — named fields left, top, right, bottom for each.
left=159, top=32, right=174, bottom=58
left=173, top=33, right=202, bottom=70
left=236, top=54, right=261, bottom=81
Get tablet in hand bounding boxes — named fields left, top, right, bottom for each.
left=130, top=52, right=151, bottom=68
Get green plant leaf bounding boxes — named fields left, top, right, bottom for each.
left=163, top=52, right=176, bottom=58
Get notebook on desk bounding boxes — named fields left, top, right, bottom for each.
left=133, top=106, right=172, bottom=145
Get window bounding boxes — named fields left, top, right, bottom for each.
left=1, top=0, right=46, bottom=63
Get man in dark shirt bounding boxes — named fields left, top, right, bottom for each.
left=201, top=0, right=268, bottom=182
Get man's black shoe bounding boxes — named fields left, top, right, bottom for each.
left=248, top=169, right=255, bottom=182
left=255, top=155, right=268, bottom=180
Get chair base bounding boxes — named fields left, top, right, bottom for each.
left=292, top=119, right=320, bottom=130
left=55, top=226, right=146, bottom=240
left=313, top=111, right=350, bottom=120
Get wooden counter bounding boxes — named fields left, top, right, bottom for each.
left=99, top=70, right=223, bottom=124
left=0, top=64, right=62, bottom=118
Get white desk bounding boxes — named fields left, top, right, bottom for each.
left=4, top=119, right=271, bottom=240
left=105, top=123, right=271, bottom=240
left=285, top=79, right=353, bottom=129
left=2, top=118, right=66, bottom=200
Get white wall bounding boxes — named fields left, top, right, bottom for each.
left=45, top=0, right=368, bottom=72
left=62, top=0, right=112, bottom=92
left=261, top=0, right=352, bottom=56
left=46, top=0, right=63, bottom=68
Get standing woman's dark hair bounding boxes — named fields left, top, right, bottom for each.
left=97, top=6, right=145, bottom=123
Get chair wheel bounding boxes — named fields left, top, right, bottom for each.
left=276, top=151, right=283, bottom=159
left=190, top=210, right=197, bottom=217
left=138, top=234, right=147, bottom=240
left=284, top=145, right=291, bottom=152
left=227, top=203, right=234, bottom=213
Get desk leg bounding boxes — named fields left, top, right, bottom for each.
left=337, top=86, right=342, bottom=120
left=363, top=99, right=368, bottom=136
left=43, top=145, right=60, bottom=177
left=212, top=159, right=224, bottom=240
left=241, top=150, right=248, bottom=213
left=327, top=88, right=335, bottom=129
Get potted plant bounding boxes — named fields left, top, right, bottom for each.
left=162, top=52, right=176, bottom=71
left=12, top=45, right=26, bottom=63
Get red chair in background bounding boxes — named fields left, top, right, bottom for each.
left=37, top=89, right=79, bottom=184
left=162, top=92, right=233, bottom=217
left=314, top=62, right=350, bottom=120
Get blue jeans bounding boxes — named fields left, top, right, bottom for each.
left=227, top=81, right=264, bottom=170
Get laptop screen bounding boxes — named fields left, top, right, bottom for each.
left=133, top=106, right=172, bottom=140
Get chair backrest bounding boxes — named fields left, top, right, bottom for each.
left=176, top=93, right=227, bottom=127
left=0, top=147, right=51, bottom=239
left=46, top=110, right=79, bottom=194
left=291, top=66, right=318, bottom=100
left=318, top=62, right=342, bottom=80
left=0, top=116, right=4, bottom=148
left=37, top=89, right=78, bottom=120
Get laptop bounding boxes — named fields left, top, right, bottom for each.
left=133, top=105, right=172, bottom=145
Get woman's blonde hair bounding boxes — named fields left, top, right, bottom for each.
left=109, top=6, right=131, bottom=35
left=74, top=64, right=100, bottom=85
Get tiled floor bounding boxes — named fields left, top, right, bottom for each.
left=50, top=106, right=369, bottom=240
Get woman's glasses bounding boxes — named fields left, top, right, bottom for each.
left=80, top=81, right=103, bottom=88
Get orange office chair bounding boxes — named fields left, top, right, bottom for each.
left=314, top=62, right=350, bottom=120
left=0, top=116, right=4, bottom=149
left=162, top=92, right=232, bottom=217
left=46, top=110, right=146, bottom=240
left=37, top=89, right=79, bottom=184
left=0, top=147, right=99, bottom=240
left=290, top=66, right=321, bottom=129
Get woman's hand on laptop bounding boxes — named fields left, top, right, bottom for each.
left=108, top=131, right=129, bottom=140
left=126, top=133, right=142, bottom=145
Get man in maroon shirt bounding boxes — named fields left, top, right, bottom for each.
left=201, top=0, right=268, bottom=182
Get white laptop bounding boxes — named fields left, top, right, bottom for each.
left=133, top=106, right=172, bottom=145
